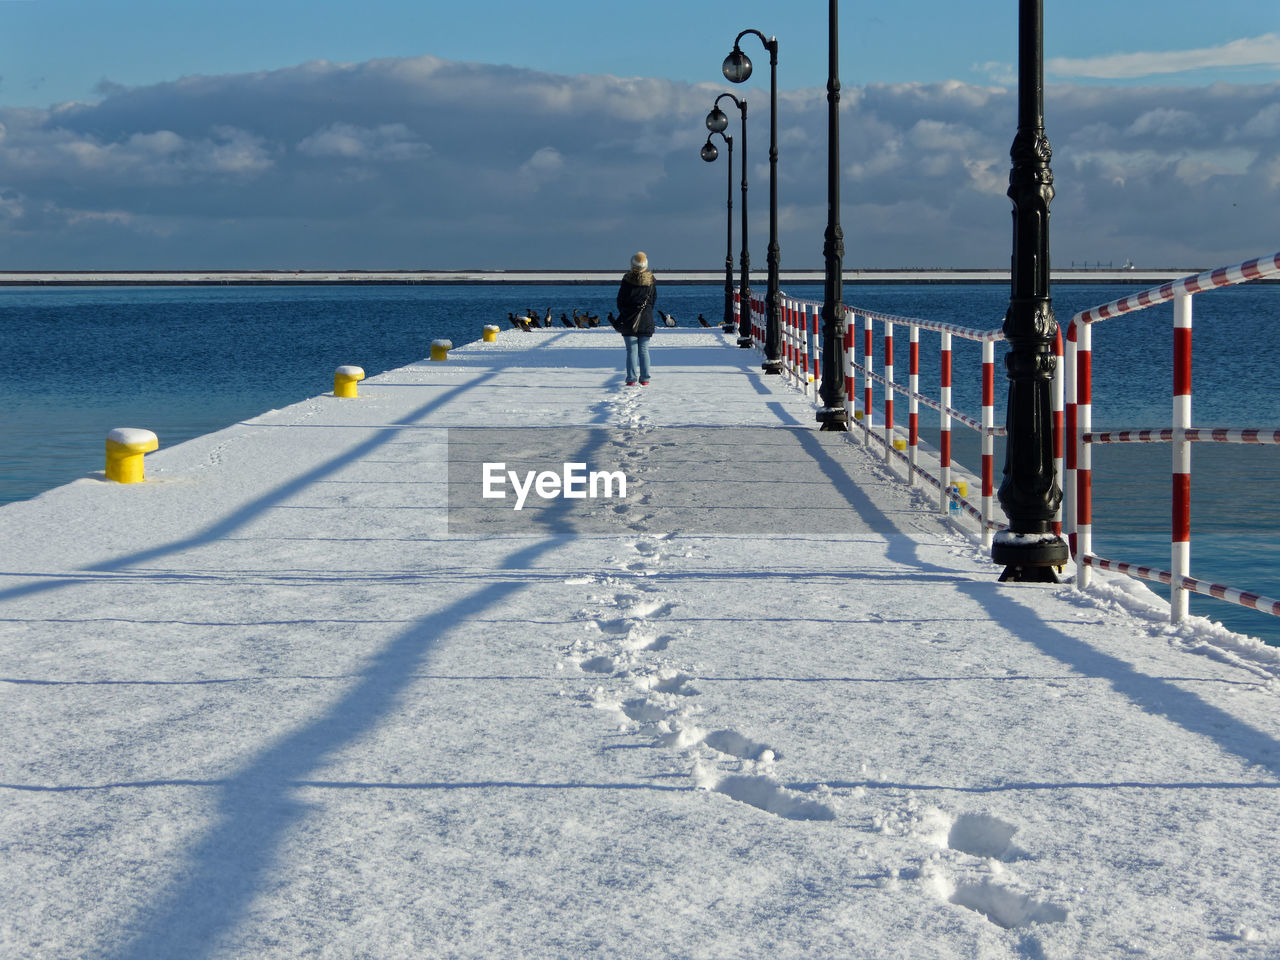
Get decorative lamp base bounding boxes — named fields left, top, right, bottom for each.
left=816, top=408, right=849, bottom=432
left=992, top=530, right=1069, bottom=582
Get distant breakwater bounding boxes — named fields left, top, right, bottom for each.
left=0, top=268, right=1230, bottom=286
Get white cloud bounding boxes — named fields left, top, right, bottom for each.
left=517, top=146, right=566, bottom=191
left=908, top=118, right=982, bottom=152
left=1049, top=33, right=1280, bottom=80
left=0, top=122, right=273, bottom=182
left=0, top=54, right=1274, bottom=269
left=1172, top=148, right=1256, bottom=185
left=297, top=122, right=430, bottom=161
left=0, top=190, right=23, bottom=220
left=963, top=157, right=1006, bottom=196
left=1264, top=156, right=1280, bottom=190
left=1239, top=103, right=1280, bottom=138
left=1126, top=108, right=1204, bottom=139
left=204, top=126, right=273, bottom=174
left=974, top=62, right=1015, bottom=85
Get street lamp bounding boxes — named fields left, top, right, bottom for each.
left=706, top=92, right=750, bottom=341
left=700, top=131, right=736, bottom=333
left=991, top=0, right=1069, bottom=581
left=817, top=0, right=848, bottom=430
left=724, top=28, right=783, bottom=374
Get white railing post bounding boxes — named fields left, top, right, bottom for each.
left=940, top=331, right=952, bottom=513
left=883, top=320, right=895, bottom=463
left=862, top=311, right=874, bottom=447
left=1063, top=323, right=1077, bottom=555
left=909, top=324, right=919, bottom=485
left=1171, top=291, right=1193, bottom=622
left=981, top=338, right=995, bottom=549
left=1076, top=321, right=1093, bottom=590
left=843, top=306, right=854, bottom=427
left=1052, top=328, right=1064, bottom=537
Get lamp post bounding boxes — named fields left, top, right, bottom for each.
left=706, top=93, right=750, bottom=342
left=724, top=29, right=782, bottom=374
left=700, top=130, right=736, bottom=332
left=991, top=0, right=1069, bottom=581
left=817, top=0, right=848, bottom=430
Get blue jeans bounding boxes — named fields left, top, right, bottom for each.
left=623, top=335, right=651, bottom=382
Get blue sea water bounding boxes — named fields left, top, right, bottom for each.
left=3, top=281, right=1279, bottom=643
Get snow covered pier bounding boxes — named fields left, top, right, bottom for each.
left=4, top=328, right=1280, bottom=958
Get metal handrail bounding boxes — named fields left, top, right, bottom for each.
left=1066, top=250, right=1280, bottom=624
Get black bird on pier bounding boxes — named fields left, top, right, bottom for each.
left=560, top=313, right=573, bottom=328
left=698, top=314, right=710, bottom=327
left=544, top=307, right=552, bottom=327
left=508, top=311, right=531, bottom=331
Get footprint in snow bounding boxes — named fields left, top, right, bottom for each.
left=696, top=767, right=835, bottom=822
left=947, top=812, right=1027, bottom=861
left=702, top=729, right=780, bottom=762
left=622, top=632, right=672, bottom=653
left=621, top=598, right=673, bottom=620
left=621, top=697, right=676, bottom=724
left=938, top=877, right=1067, bottom=930
left=578, top=655, right=618, bottom=674
left=919, top=811, right=1064, bottom=930
left=633, top=670, right=698, bottom=697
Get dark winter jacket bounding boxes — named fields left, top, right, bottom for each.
left=613, top=270, right=657, bottom=337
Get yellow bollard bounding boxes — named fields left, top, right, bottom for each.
left=430, top=339, right=453, bottom=361
left=954, top=480, right=968, bottom=498
left=105, top=428, right=159, bottom=484
left=334, top=365, right=365, bottom=398
left=482, top=325, right=499, bottom=343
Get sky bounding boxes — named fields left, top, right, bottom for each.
left=0, top=0, right=1277, bottom=269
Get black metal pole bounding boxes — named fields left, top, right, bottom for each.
left=736, top=100, right=750, bottom=344
left=725, top=31, right=779, bottom=356
left=991, top=0, right=1068, bottom=581
left=817, top=0, right=848, bottom=430
left=723, top=134, right=734, bottom=331
left=708, top=94, right=752, bottom=345
left=702, top=129, right=735, bottom=330
left=762, top=37, right=783, bottom=374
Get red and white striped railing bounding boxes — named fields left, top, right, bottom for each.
left=774, top=296, right=1027, bottom=547
left=1066, top=250, right=1280, bottom=625
left=779, top=297, right=818, bottom=396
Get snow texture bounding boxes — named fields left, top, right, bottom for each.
left=105, top=427, right=159, bottom=447
left=3, top=327, right=1280, bottom=959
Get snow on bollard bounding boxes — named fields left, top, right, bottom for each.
left=430, top=339, right=453, bottom=362
left=482, top=325, right=499, bottom=343
left=105, top=428, right=158, bottom=484
left=334, top=365, right=365, bottom=398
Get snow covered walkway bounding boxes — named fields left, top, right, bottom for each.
left=4, top=328, right=1280, bottom=959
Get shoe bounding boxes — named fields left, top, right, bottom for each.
left=639, top=380, right=649, bottom=386
left=625, top=380, right=636, bottom=386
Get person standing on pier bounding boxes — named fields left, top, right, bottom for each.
left=612, top=251, right=657, bottom=386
